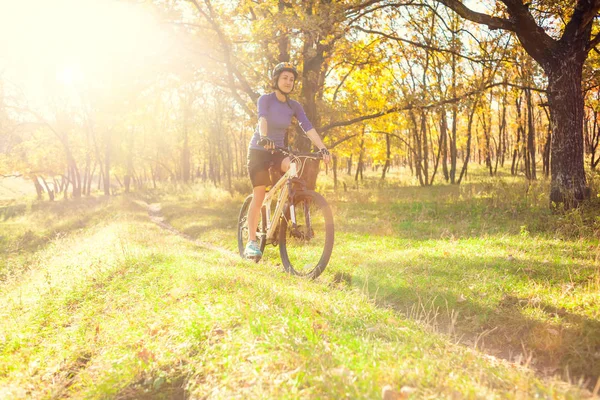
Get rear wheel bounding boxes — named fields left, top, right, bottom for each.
left=279, top=190, right=334, bottom=279
left=237, top=194, right=267, bottom=261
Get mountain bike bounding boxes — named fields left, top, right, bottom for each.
left=237, top=148, right=334, bottom=279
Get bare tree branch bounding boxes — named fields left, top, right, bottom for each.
left=568, top=0, right=600, bottom=38
left=4, top=105, right=67, bottom=146
left=319, top=80, right=543, bottom=133
left=346, top=0, right=386, bottom=12
left=434, top=0, right=516, bottom=31
left=370, top=130, right=415, bottom=153
left=188, top=0, right=258, bottom=117
left=345, top=1, right=418, bottom=26
left=327, top=134, right=359, bottom=149
left=433, top=0, right=558, bottom=65
left=588, top=33, right=600, bottom=52
left=354, top=26, right=498, bottom=64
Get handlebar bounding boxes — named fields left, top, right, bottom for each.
left=267, top=146, right=323, bottom=160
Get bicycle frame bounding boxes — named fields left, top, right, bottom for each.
left=239, top=148, right=331, bottom=277
left=262, top=162, right=298, bottom=242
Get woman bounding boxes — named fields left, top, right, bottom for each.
left=245, top=62, right=330, bottom=258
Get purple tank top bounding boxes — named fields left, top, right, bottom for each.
left=248, top=92, right=314, bottom=150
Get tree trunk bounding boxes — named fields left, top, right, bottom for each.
left=125, top=129, right=135, bottom=193
left=512, top=95, right=523, bottom=176
left=103, top=141, right=111, bottom=196
left=449, top=26, right=458, bottom=184
left=421, top=111, right=429, bottom=185
left=87, top=162, right=96, bottom=195
left=332, top=154, right=338, bottom=189
left=63, top=171, right=70, bottom=199
left=32, top=175, right=44, bottom=200
left=457, top=100, right=478, bottom=184
left=82, top=155, right=90, bottom=198
left=382, top=133, right=391, bottom=180
left=278, top=0, right=290, bottom=62
left=347, top=155, right=352, bottom=175
left=525, top=88, right=537, bottom=180
left=430, top=117, right=444, bottom=186
left=482, top=109, right=493, bottom=176
left=40, top=177, right=54, bottom=201
left=499, top=84, right=507, bottom=168
left=355, top=138, right=364, bottom=182
left=182, top=133, right=190, bottom=183
left=409, top=110, right=424, bottom=186
left=591, top=110, right=600, bottom=169
left=298, top=7, right=324, bottom=152
left=449, top=103, right=458, bottom=184
left=440, top=107, right=449, bottom=182
left=547, top=59, right=588, bottom=207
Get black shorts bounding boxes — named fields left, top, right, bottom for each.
left=247, top=149, right=286, bottom=187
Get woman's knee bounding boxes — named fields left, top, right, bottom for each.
left=281, top=157, right=291, bottom=172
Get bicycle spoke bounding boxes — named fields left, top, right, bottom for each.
left=280, top=192, right=334, bottom=278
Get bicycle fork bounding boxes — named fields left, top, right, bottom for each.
left=287, top=180, right=315, bottom=241
left=287, top=179, right=297, bottom=229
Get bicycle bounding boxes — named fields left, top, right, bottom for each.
left=237, top=147, right=334, bottom=279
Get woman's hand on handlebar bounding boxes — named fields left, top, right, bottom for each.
left=258, top=136, right=275, bottom=150
left=319, top=148, right=331, bottom=164
left=266, top=146, right=330, bottom=162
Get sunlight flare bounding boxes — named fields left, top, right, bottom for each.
left=0, top=0, right=174, bottom=98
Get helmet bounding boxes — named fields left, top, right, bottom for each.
left=272, top=62, right=298, bottom=80
left=272, top=62, right=298, bottom=95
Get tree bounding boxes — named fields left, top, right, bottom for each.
left=430, top=0, right=600, bottom=207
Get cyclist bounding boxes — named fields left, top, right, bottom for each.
left=245, top=62, right=330, bottom=259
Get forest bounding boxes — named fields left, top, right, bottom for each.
left=1, top=1, right=600, bottom=398
left=1, top=0, right=599, bottom=205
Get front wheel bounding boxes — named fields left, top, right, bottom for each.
left=279, top=190, right=334, bottom=279
left=238, top=194, right=267, bottom=260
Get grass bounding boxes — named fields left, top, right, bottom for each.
left=0, top=169, right=598, bottom=398
left=158, top=169, right=600, bottom=391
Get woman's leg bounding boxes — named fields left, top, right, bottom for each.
left=247, top=185, right=266, bottom=241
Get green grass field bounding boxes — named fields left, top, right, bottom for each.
left=1, top=170, right=599, bottom=398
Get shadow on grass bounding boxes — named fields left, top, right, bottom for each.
left=0, top=203, right=27, bottom=220
left=1, top=198, right=112, bottom=254
left=161, top=203, right=239, bottom=239
left=115, top=369, right=189, bottom=400
left=332, top=179, right=600, bottom=241
left=351, top=255, right=600, bottom=389
left=0, top=197, right=144, bottom=282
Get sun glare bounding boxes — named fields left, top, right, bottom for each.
left=56, top=64, right=85, bottom=87
left=0, top=0, right=174, bottom=101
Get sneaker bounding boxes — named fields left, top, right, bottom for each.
left=244, top=240, right=262, bottom=258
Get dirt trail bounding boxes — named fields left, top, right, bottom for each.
left=133, top=199, right=239, bottom=259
